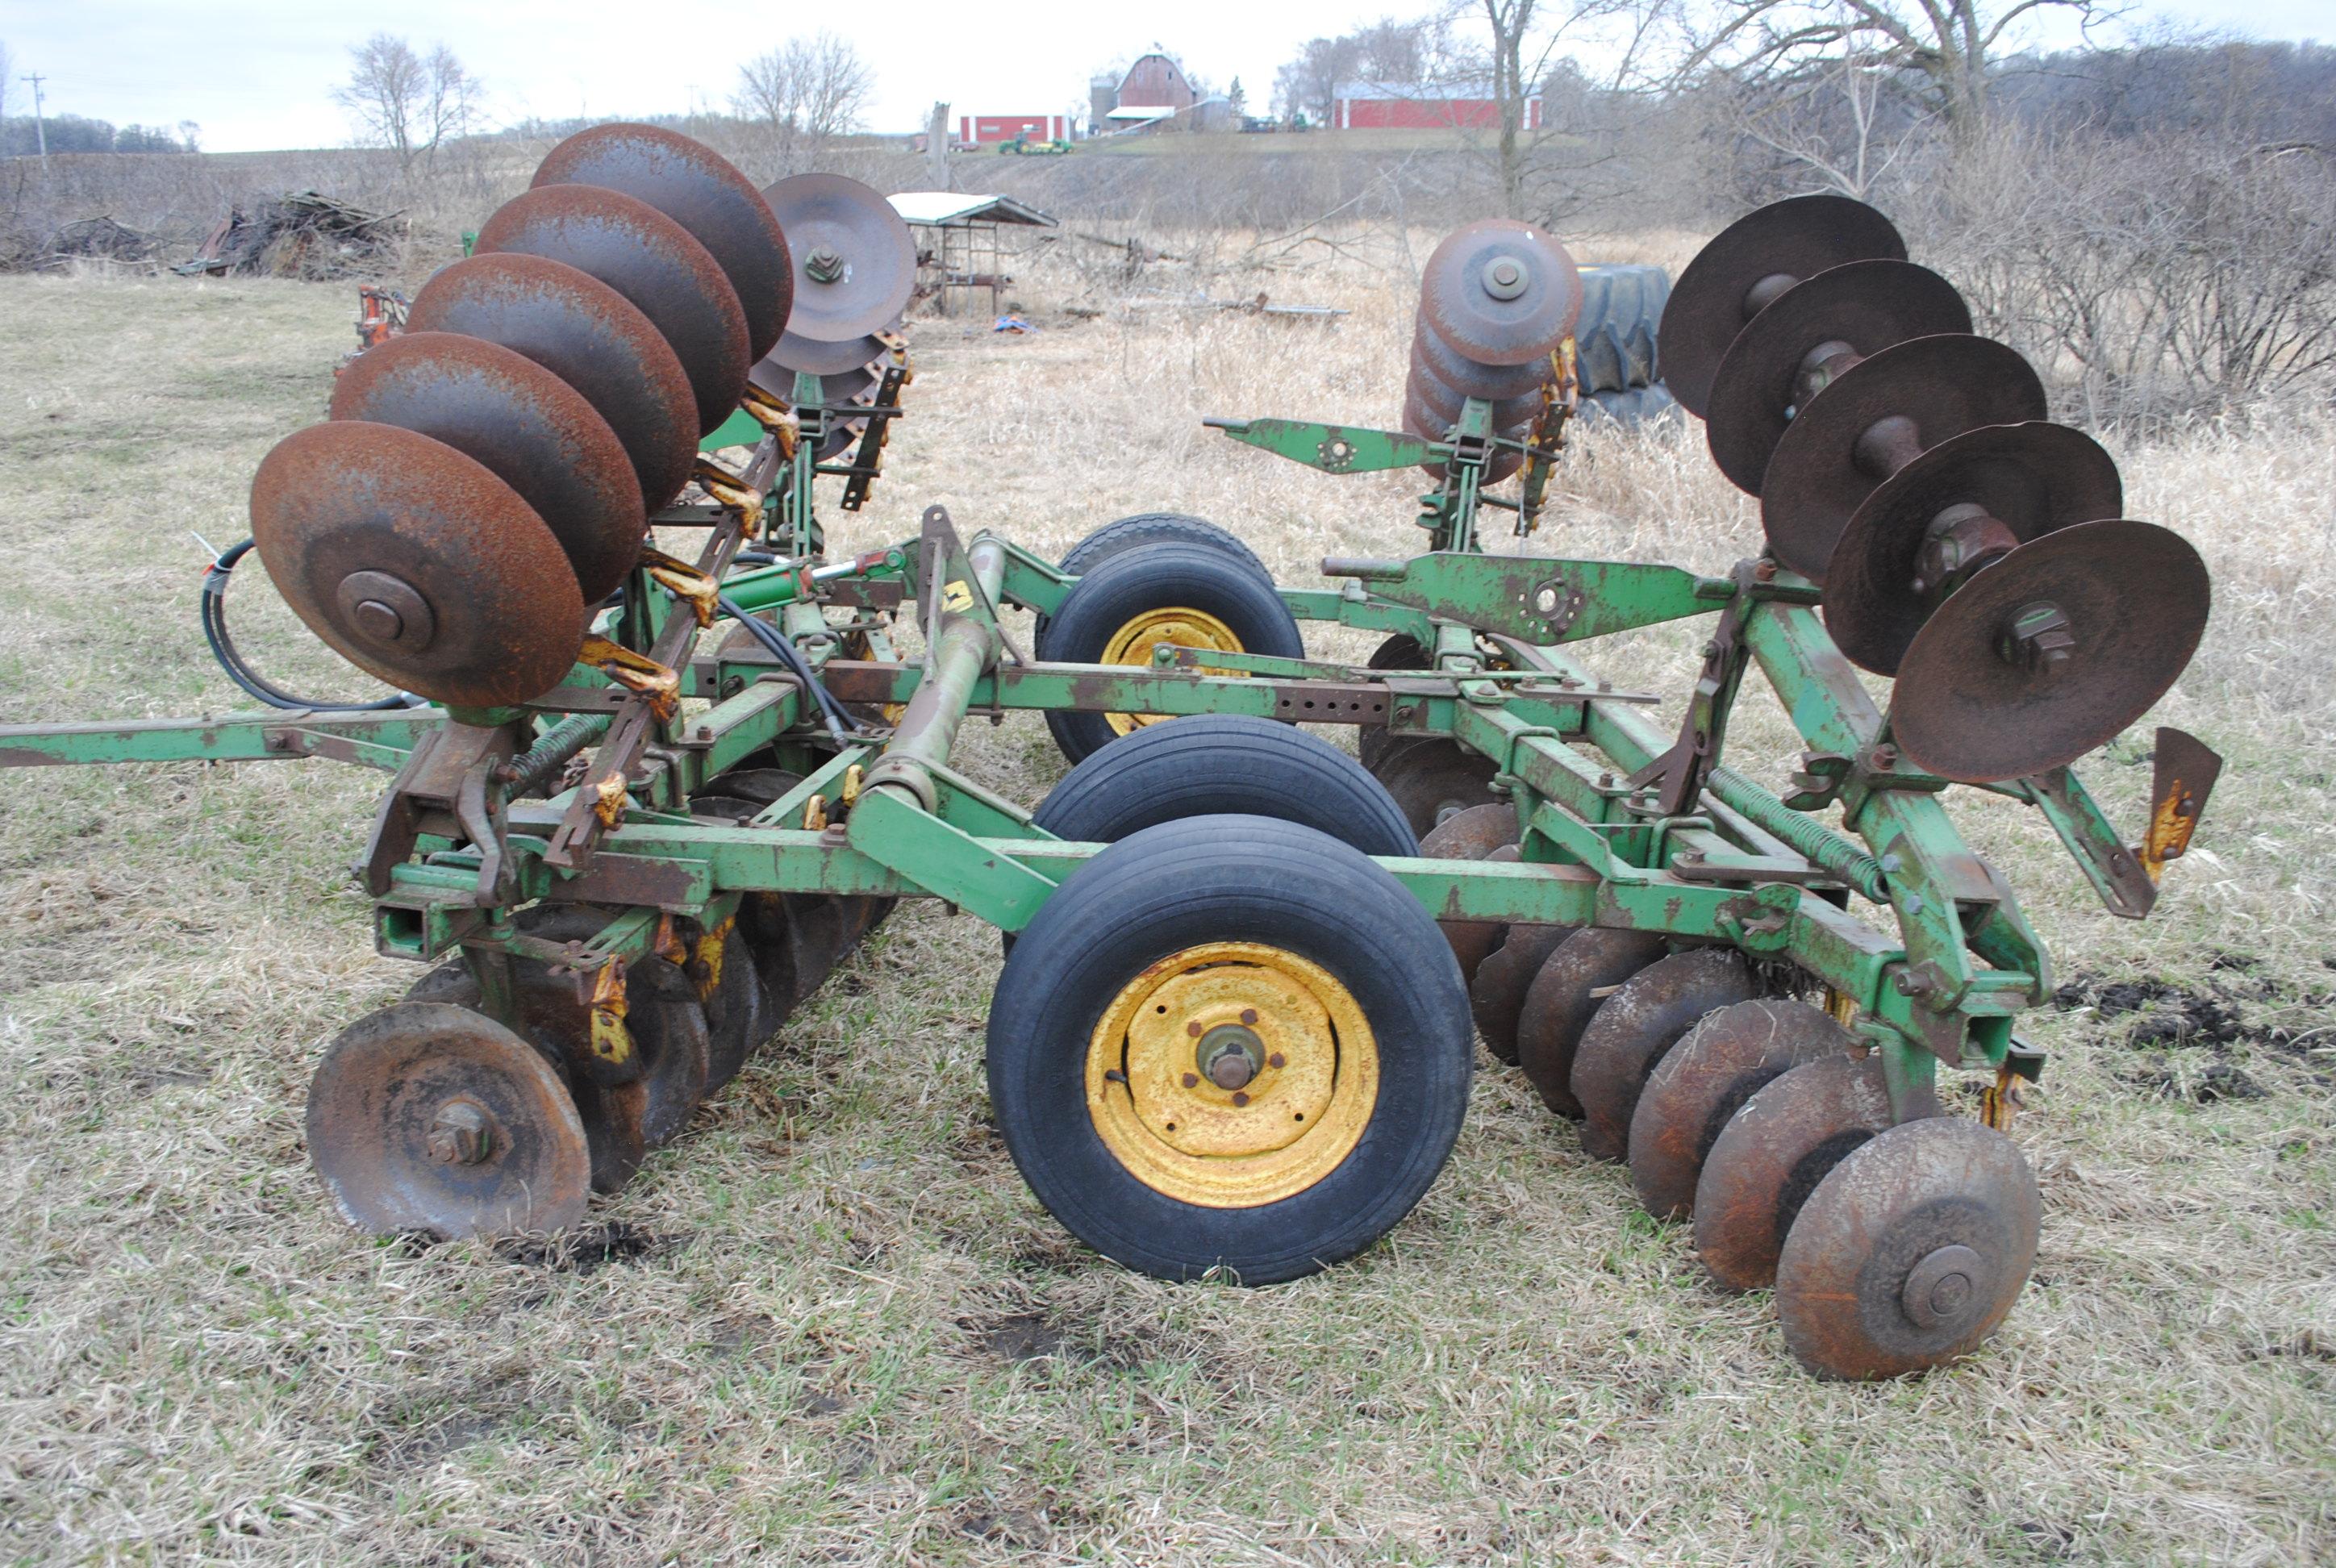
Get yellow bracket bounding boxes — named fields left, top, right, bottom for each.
left=691, top=915, right=734, bottom=1004
left=641, top=548, right=720, bottom=628
left=587, top=959, right=636, bottom=1069
left=578, top=635, right=680, bottom=721
left=1980, top=1061, right=2023, bottom=1130
left=841, top=763, right=864, bottom=808
left=2140, top=778, right=2205, bottom=882
left=590, top=769, right=629, bottom=827
left=803, top=793, right=828, bottom=831
left=694, top=455, right=765, bottom=535
left=740, top=384, right=799, bottom=459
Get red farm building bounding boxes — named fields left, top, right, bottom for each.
left=1331, top=81, right=1541, bottom=131
left=959, top=114, right=1071, bottom=146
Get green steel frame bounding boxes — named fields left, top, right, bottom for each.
left=0, top=386, right=2183, bottom=1132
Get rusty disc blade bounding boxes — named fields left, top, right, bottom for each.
left=306, top=1001, right=590, bottom=1239
left=1662, top=194, right=1906, bottom=419
left=407, top=252, right=699, bottom=511
left=1692, top=1053, right=1893, bottom=1291
left=1420, top=802, right=1522, bottom=986
left=1570, top=948, right=1759, bottom=1161
left=1704, top=261, right=1972, bottom=496
left=1628, top=999, right=1850, bottom=1220
left=1371, top=738, right=1504, bottom=837
left=695, top=765, right=880, bottom=990
left=1470, top=923, right=1576, bottom=1065
left=1410, top=358, right=1545, bottom=429
left=532, top=121, right=793, bottom=361
left=762, top=174, right=916, bottom=343
left=1516, top=927, right=1669, bottom=1120
left=1892, top=519, right=2210, bottom=782
left=1760, top=335, right=2048, bottom=582
left=1826, top=422, right=2124, bottom=676
left=329, top=332, right=644, bottom=604
left=474, top=183, right=750, bottom=436
left=749, top=355, right=877, bottom=408
left=768, top=327, right=894, bottom=377
left=1412, top=315, right=1555, bottom=401
left=1419, top=219, right=1582, bottom=366
left=697, top=918, right=769, bottom=1093
left=1400, top=386, right=1529, bottom=486
left=249, top=422, right=584, bottom=708
left=1776, top=1116, right=2040, bottom=1379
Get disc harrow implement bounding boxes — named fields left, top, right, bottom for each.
left=1, top=192, right=2222, bottom=1385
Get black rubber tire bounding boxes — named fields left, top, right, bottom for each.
left=1573, top=263, right=1671, bottom=394
left=1575, top=383, right=1683, bottom=431
left=1033, top=714, right=1417, bottom=857
left=1035, top=539, right=1304, bottom=765
left=1039, top=513, right=1268, bottom=637
left=987, top=815, right=1472, bottom=1284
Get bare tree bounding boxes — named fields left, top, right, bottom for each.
left=331, top=33, right=482, bottom=177
left=733, top=32, right=874, bottom=163
left=1274, top=18, right=1436, bottom=125
left=1681, top=0, right=2110, bottom=142
left=1441, top=0, right=1674, bottom=221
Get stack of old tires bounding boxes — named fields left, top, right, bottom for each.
left=1571, top=263, right=1679, bottom=429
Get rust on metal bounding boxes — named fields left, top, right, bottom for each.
left=249, top=421, right=585, bottom=708
left=407, top=252, right=700, bottom=511
left=2141, top=726, right=2222, bottom=881
left=1775, top=1116, right=2040, bottom=1379
left=1891, top=519, right=2212, bottom=783
left=1417, top=801, right=1522, bottom=985
left=1692, top=1053, right=1896, bottom=1291
left=1758, top=336, right=2050, bottom=582
left=328, top=330, right=645, bottom=603
left=1416, top=219, right=1582, bottom=367
left=1660, top=194, right=1906, bottom=419
left=1515, top=927, right=1671, bottom=1119
left=532, top=120, right=794, bottom=361
left=473, top=182, right=751, bottom=435
left=1701, top=259, right=1972, bottom=496
left=304, top=1000, right=590, bottom=1239
left=760, top=174, right=917, bottom=344
left=1468, top=921, right=1576, bottom=1065
left=1627, top=998, right=1850, bottom=1219
left=1569, top=948, right=1760, bottom=1161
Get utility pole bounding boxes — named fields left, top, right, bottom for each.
left=21, top=73, right=48, bottom=167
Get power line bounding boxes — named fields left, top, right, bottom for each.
left=20, top=72, right=48, bottom=165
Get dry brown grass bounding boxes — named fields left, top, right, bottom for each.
left=0, top=237, right=2330, bottom=1566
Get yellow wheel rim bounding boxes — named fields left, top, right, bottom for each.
left=1096, top=606, right=1244, bottom=737
left=1085, top=941, right=1379, bottom=1207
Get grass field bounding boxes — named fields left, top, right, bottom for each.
left=0, top=247, right=2331, bottom=1565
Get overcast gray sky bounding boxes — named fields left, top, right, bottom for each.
left=2, top=0, right=2326, bottom=153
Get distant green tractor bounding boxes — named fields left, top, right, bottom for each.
left=1000, top=131, right=1070, bottom=155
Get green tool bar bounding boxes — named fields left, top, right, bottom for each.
left=0, top=708, right=432, bottom=769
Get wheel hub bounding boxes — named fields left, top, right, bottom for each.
left=1097, top=606, right=1245, bottom=736
left=1086, top=941, right=1379, bottom=1207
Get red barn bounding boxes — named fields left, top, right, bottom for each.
left=1114, top=52, right=1197, bottom=111
left=960, top=114, right=1070, bottom=145
left=1333, top=81, right=1540, bottom=131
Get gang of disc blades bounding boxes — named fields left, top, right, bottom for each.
left=329, top=331, right=644, bottom=603
left=473, top=183, right=750, bottom=435
left=1704, top=260, right=1972, bottom=496
left=1825, top=421, right=2123, bottom=675
left=1661, top=194, right=1906, bottom=419
left=761, top=173, right=917, bottom=343
left=1400, top=386, right=1527, bottom=485
left=532, top=120, right=794, bottom=361
left=306, top=1001, right=590, bottom=1239
left=407, top=252, right=699, bottom=511
left=1891, top=518, right=2210, bottom=782
left=1759, top=334, right=2048, bottom=581
left=1417, top=219, right=1583, bottom=366
left=1409, top=357, right=1546, bottom=429
left=249, top=421, right=586, bottom=708
left=1411, top=314, right=1555, bottom=401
